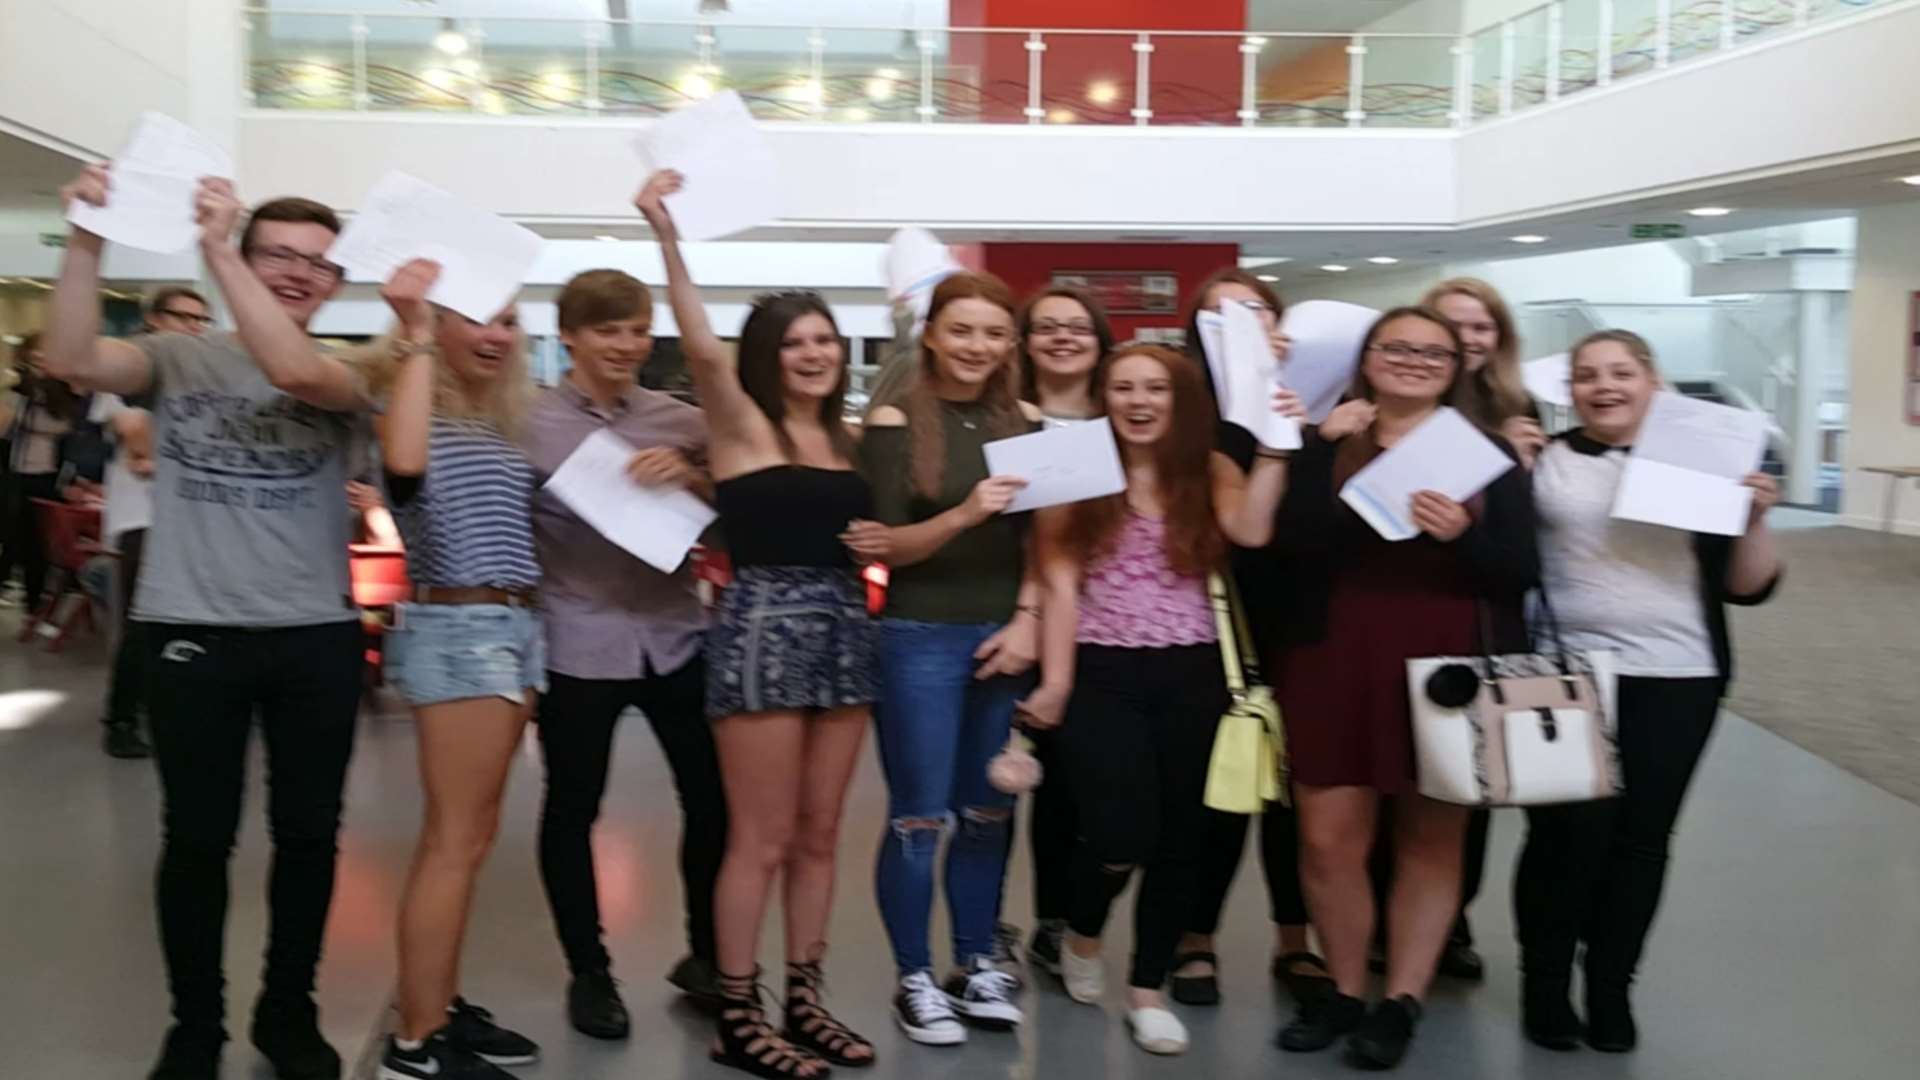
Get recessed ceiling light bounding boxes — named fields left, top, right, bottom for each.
left=1900, top=175, right=1920, bottom=186
left=1687, top=206, right=1734, bottom=217
left=1256, top=274, right=1280, bottom=283
left=1510, top=234, right=1549, bottom=244
left=1320, top=264, right=1350, bottom=273
left=594, top=234, right=619, bottom=242
left=1367, top=256, right=1400, bottom=265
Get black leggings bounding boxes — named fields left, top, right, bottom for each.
left=105, top=528, right=146, bottom=727
left=1186, top=798, right=1311, bottom=938
left=1513, top=676, right=1723, bottom=987
left=1060, top=644, right=1228, bottom=989
left=0, top=471, right=58, bottom=608
left=1024, top=724, right=1078, bottom=923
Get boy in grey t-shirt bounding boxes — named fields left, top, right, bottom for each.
left=45, top=168, right=368, bottom=1080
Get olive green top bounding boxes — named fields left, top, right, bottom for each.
left=860, top=399, right=1036, bottom=624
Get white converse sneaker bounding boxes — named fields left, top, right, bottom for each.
left=942, top=957, right=1023, bottom=1029
left=1059, top=935, right=1105, bottom=1005
left=893, top=971, right=966, bottom=1046
left=1127, top=1006, right=1189, bottom=1055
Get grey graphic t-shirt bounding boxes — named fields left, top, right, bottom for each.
left=134, top=331, right=364, bottom=627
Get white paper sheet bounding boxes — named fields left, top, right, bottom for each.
left=1278, top=300, right=1378, bottom=423
left=67, top=112, right=233, bottom=254
left=635, top=90, right=780, bottom=242
left=543, top=429, right=718, bottom=572
left=1610, top=391, right=1767, bottom=536
left=1219, top=301, right=1302, bottom=450
left=884, top=226, right=961, bottom=327
left=981, top=420, right=1127, bottom=514
left=1522, top=352, right=1572, bottom=407
left=326, top=171, right=543, bottom=323
left=1338, top=407, right=1516, bottom=541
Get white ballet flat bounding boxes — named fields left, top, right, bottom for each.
left=1127, top=1006, right=1189, bottom=1055
left=1059, top=937, right=1106, bottom=1005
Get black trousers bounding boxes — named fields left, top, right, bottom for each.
left=536, top=659, right=728, bottom=975
left=144, top=619, right=364, bottom=1032
left=104, top=528, right=147, bottom=727
left=1059, top=644, right=1228, bottom=989
left=1187, top=796, right=1312, bottom=938
left=1513, top=676, right=1723, bottom=987
left=1369, top=805, right=1491, bottom=946
left=0, top=471, right=58, bottom=608
left=1025, top=724, right=1078, bottom=923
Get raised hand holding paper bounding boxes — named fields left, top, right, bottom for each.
left=545, top=429, right=717, bottom=573
left=981, top=421, right=1126, bottom=514
left=1611, top=391, right=1768, bottom=536
left=635, top=90, right=780, bottom=241
left=1278, top=300, right=1378, bottom=423
left=885, top=226, right=962, bottom=326
left=67, top=112, right=233, bottom=253
left=1339, top=407, right=1516, bottom=541
left=1219, top=301, right=1302, bottom=450
left=327, top=171, right=543, bottom=322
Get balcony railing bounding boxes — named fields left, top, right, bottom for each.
left=240, top=0, right=1894, bottom=130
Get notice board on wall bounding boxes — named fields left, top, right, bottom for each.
left=1052, top=270, right=1180, bottom=315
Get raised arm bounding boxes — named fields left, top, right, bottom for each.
left=1212, top=451, right=1290, bottom=549
left=194, top=179, right=364, bottom=410
left=632, top=171, right=757, bottom=432
left=43, top=166, right=153, bottom=395
left=371, top=260, right=442, bottom=482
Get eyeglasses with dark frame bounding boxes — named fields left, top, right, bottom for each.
left=1369, top=341, right=1459, bottom=367
left=248, top=244, right=345, bottom=282
left=1029, top=319, right=1098, bottom=338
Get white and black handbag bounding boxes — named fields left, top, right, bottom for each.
left=1406, top=589, right=1622, bottom=807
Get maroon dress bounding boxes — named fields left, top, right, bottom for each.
left=1268, top=433, right=1513, bottom=795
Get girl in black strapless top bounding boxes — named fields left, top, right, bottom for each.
left=640, top=171, right=876, bottom=1079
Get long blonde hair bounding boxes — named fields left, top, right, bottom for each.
left=1421, top=277, right=1530, bottom=427
left=902, top=272, right=1027, bottom=499
left=355, top=317, right=533, bottom=438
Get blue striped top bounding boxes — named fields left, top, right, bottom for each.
left=392, top=418, right=541, bottom=590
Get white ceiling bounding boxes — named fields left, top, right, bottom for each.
left=0, top=133, right=83, bottom=228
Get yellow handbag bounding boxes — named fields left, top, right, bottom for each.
left=1203, top=573, right=1290, bottom=813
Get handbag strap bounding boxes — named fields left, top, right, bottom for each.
left=1208, top=572, right=1261, bottom=695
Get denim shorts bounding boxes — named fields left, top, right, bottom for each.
left=384, top=602, right=547, bottom=708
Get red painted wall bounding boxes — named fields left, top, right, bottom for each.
left=981, top=243, right=1240, bottom=340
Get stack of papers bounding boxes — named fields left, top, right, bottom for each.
left=982, top=420, right=1127, bottom=513
left=635, top=90, right=780, bottom=242
left=1197, top=302, right=1301, bottom=451
left=327, top=171, right=545, bottom=323
left=1611, top=391, right=1768, bottom=536
left=1277, top=300, right=1378, bottom=423
left=543, top=430, right=717, bottom=572
left=1339, top=407, right=1515, bottom=541
left=67, top=112, right=233, bottom=253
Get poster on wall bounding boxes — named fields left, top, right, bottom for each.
left=1909, top=291, right=1920, bottom=426
left=1052, top=270, right=1180, bottom=315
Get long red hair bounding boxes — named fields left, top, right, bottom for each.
left=902, top=271, right=1026, bottom=498
left=1063, top=344, right=1224, bottom=578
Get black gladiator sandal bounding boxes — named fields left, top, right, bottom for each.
left=784, top=955, right=876, bottom=1069
left=709, top=969, right=830, bottom=1079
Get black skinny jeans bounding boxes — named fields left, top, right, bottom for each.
left=104, top=527, right=146, bottom=727
left=1060, top=644, right=1228, bottom=990
left=1513, top=676, right=1723, bottom=988
left=536, top=660, right=728, bottom=975
left=0, top=471, right=58, bottom=608
left=144, top=619, right=364, bottom=1033
left=1024, top=724, right=1078, bottom=924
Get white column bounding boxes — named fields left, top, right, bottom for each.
left=1789, top=290, right=1832, bottom=505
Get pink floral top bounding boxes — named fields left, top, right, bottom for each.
left=1076, top=510, right=1217, bottom=648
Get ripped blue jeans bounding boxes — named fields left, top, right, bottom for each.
left=872, top=619, right=1025, bottom=975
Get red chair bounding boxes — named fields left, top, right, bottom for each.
left=349, top=544, right=411, bottom=685
left=17, top=499, right=104, bottom=651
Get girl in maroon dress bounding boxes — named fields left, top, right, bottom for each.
left=1262, top=307, right=1537, bottom=1069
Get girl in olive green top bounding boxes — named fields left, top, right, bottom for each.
left=843, top=271, right=1044, bottom=1046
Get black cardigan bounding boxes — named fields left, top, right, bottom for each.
left=1253, top=426, right=1540, bottom=654
left=1558, top=431, right=1779, bottom=681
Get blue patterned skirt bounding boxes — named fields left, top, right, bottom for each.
left=704, top=565, right=878, bottom=720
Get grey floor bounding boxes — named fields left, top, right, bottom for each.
left=3, top=619, right=1918, bottom=1080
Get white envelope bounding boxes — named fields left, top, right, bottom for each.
left=1522, top=353, right=1572, bottom=407
left=1610, top=391, right=1767, bottom=536
left=635, top=90, right=781, bottom=242
left=982, top=420, right=1127, bottom=514
left=67, top=112, right=233, bottom=254
left=1339, top=407, right=1516, bottom=541
left=1219, top=301, right=1302, bottom=451
left=1278, top=300, right=1378, bottom=423
left=543, top=429, right=717, bottom=573
left=327, top=171, right=544, bottom=323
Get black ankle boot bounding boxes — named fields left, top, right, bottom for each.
left=1584, top=981, right=1637, bottom=1052
left=249, top=995, right=340, bottom=1080
left=1521, top=977, right=1583, bottom=1051
left=1278, top=991, right=1366, bottom=1052
left=1347, top=995, right=1422, bottom=1070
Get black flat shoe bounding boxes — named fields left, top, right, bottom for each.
left=1347, top=995, right=1421, bottom=1070
left=1169, top=950, right=1220, bottom=1006
left=1584, top=984, right=1637, bottom=1053
left=569, top=971, right=631, bottom=1040
left=1521, top=979, right=1582, bottom=1051
left=670, top=953, right=726, bottom=1009
left=1271, top=951, right=1334, bottom=1005
left=1436, top=940, right=1485, bottom=982
left=1278, top=991, right=1366, bottom=1052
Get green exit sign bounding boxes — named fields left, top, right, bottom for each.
left=1630, top=223, right=1688, bottom=239
left=38, top=232, right=66, bottom=248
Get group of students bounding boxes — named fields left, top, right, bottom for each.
left=39, top=161, right=1782, bottom=1080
